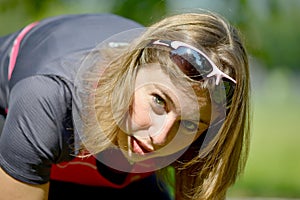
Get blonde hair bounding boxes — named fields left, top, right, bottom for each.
left=80, top=10, right=251, bottom=200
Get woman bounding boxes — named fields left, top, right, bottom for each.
left=0, top=10, right=251, bottom=200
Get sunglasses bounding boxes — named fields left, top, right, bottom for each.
left=148, top=40, right=236, bottom=107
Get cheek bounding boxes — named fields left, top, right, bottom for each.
left=130, top=92, right=152, bottom=129
left=171, top=134, right=195, bottom=149
left=162, top=124, right=208, bottom=154
left=157, top=135, right=195, bottom=156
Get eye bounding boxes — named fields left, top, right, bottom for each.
left=153, top=94, right=166, bottom=107
left=152, top=94, right=167, bottom=114
left=181, top=120, right=198, bottom=132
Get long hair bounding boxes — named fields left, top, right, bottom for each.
left=80, top=10, right=251, bottom=200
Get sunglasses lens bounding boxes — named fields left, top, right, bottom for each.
left=223, top=80, right=235, bottom=105
left=211, top=80, right=235, bottom=114
left=170, top=47, right=213, bottom=80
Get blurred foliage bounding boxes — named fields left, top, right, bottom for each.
left=237, top=0, right=300, bottom=71
left=110, top=0, right=167, bottom=26
left=0, top=0, right=167, bottom=34
left=0, top=0, right=299, bottom=71
left=0, top=0, right=60, bottom=18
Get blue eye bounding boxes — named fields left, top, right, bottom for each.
left=181, top=120, right=198, bottom=132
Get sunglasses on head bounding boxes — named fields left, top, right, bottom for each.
left=148, top=39, right=236, bottom=107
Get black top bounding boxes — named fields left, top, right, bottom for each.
left=0, top=13, right=142, bottom=184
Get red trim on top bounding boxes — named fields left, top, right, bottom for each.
left=8, top=22, right=39, bottom=81
left=50, top=156, right=153, bottom=188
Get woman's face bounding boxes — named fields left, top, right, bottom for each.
left=117, top=63, right=212, bottom=163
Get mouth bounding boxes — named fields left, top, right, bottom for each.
left=129, top=136, right=154, bottom=156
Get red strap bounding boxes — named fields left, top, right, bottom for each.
left=8, top=22, right=39, bottom=80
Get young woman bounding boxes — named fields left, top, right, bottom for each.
left=0, top=10, right=251, bottom=200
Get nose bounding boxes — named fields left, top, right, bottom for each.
left=149, top=113, right=177, bottom=146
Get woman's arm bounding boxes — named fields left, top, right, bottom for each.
left=0, top=167, right=49, bottom=200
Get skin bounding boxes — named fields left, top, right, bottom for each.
left=118, top=63, right=212, bottom=163
left=0, top=167, right=49, bottom=200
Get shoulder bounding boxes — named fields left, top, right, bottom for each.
left=7, top=75, right=73, bottom=149
left=7, top=75, right=73, bottom=155
left=10, top=75, right=72, bottom=111
left=0, top=75, right=74, bottom=184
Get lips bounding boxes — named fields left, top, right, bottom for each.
left=130, top=136, right=154, bottom=155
